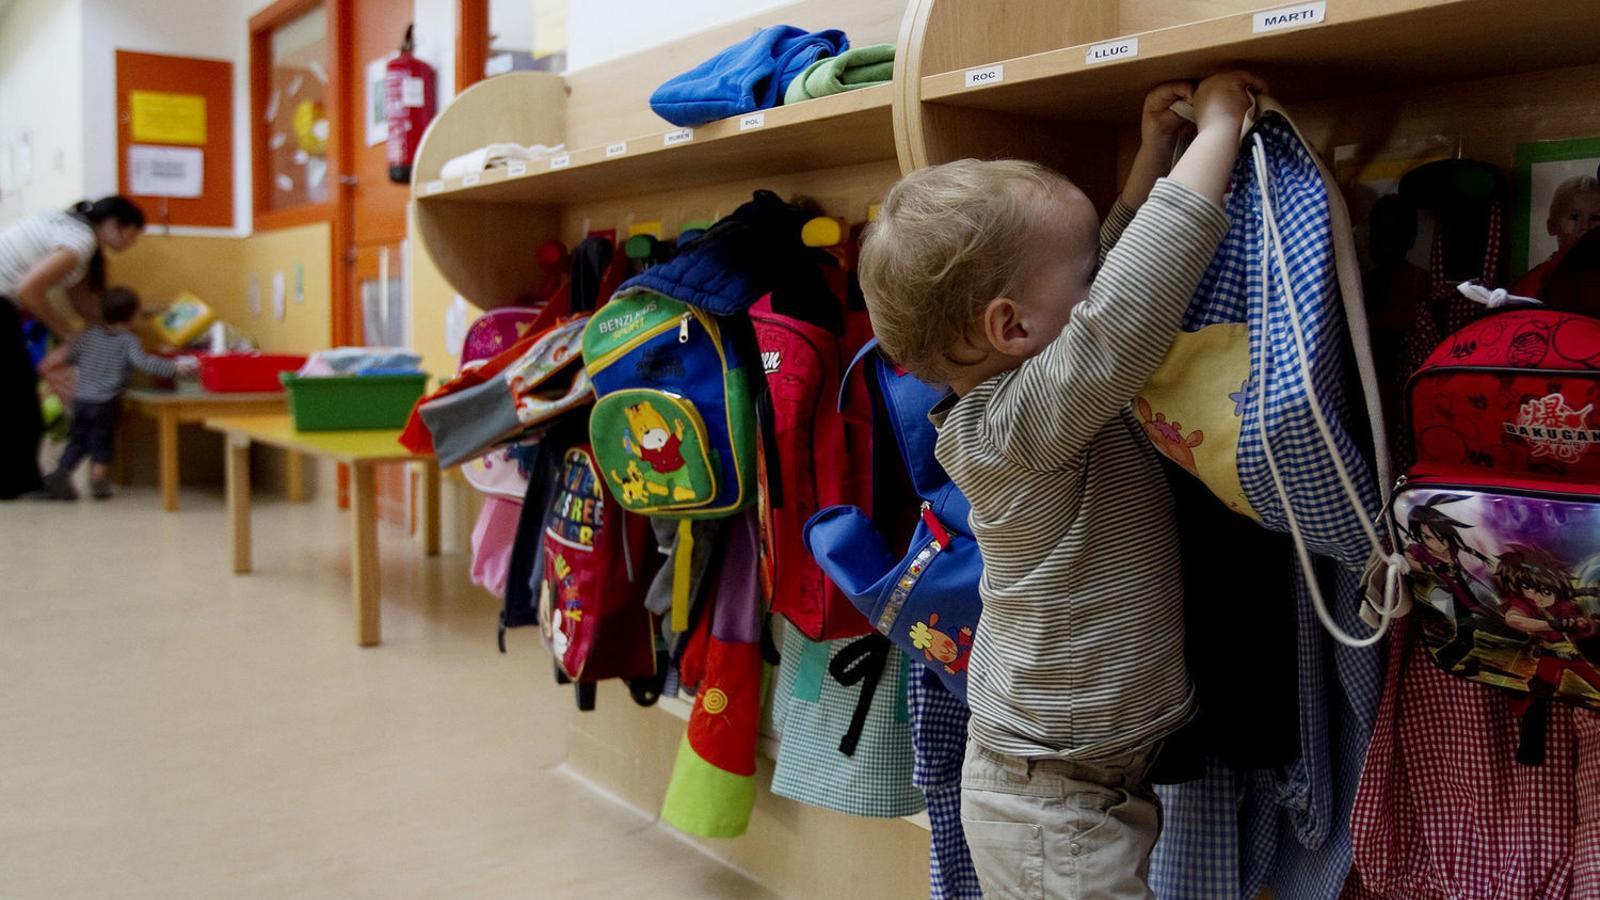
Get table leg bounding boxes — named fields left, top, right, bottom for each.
left=286, top=450, right=307, bottom=502
left=351, top=462, right=381, bottom=647
left=226, top=436, right=252, bottom=574
left=113, top=412, right=132, bottom=486
left=421, top=461, right=441, bottom=557
left=158, top=408, right=180, bottom=511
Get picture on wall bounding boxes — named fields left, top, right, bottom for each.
left=1512, top=137, right=1600, bottom=294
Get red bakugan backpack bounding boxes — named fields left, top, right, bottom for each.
left=752, top=286, right=873, bottom=641
left=1392, top=306, right=1600, bottom=762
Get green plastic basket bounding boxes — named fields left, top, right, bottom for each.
left=279, top=372, right=428, bottom=431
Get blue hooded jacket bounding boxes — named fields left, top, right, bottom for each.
left=650, top=25, right=848, bottom=127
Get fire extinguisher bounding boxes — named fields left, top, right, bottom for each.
left=385, top=24, right=436, bottom=184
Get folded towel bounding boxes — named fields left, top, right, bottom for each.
left=438, top=142, right=565, bottom=181
left=783, top=43, right=894, bottom=104
left=650, top=25, right=848, bottom=127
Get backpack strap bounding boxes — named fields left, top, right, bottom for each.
left=828, top=632, right=892, bottom=757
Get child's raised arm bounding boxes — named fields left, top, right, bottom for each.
left=1168, top=71, right=1267, bottom=204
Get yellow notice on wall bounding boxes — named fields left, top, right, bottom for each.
left=130, top=91, right=207, bottom=146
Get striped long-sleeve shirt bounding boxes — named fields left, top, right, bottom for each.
left=0, top=212, right=98, bottom=297
left=67, top=325, right=177, bottom=403
left=931, top=179, right=1230, bottom=761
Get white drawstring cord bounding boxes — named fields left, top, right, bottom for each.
left=1249, top=133, right=1406, bottom=648
left=1457, top=281, right=1540, bottom=309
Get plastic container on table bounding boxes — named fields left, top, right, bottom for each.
left=280, top=372, right=428, bottom=431
left=153, top=292, right=216, bottom=347
left=198, top=353, right=308, bottom=393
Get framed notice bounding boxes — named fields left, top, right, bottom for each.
left=116, top=51, right=234, bottom=227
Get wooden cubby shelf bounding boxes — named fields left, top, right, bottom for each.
left=417, top=84, right=895, bottom=206
left=918, top=0, right=1600, bottom=121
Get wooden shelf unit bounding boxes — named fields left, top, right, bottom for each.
left=917, top=0, right=1600, bottom=121
left=420, top=85, right=895, bottom=206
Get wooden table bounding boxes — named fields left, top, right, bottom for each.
left=205, top=415, right=441, bottom=647
left=124, top=389, right=298, bottom=511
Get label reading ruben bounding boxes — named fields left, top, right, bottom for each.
left=664, top=128, right=694, bottom=146
left=1504, top=392, right=1600, bottom=463
left=1253, top=1, right=1326, bottom=32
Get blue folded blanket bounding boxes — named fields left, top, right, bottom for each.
left=650, top=25, right=848, bottom=127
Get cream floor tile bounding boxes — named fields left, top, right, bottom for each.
left=0, top=486, right=773, bottom=900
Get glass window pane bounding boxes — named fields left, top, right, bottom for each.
left=264, top=4, right=330, bottom=212
left=487, top=0, right=565, bottom=77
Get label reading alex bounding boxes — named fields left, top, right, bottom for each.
left=605, top=142, right=627, bottom=158
left=549, top=154, right=571, bottom=170
left=1086, top=37, right=1139, bottom=65
left=1253, top=1, right=1326, bottom=33
left=964, top=64, right=1004, bottom=88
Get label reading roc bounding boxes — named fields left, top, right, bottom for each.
left=664, top=128, right=694, bottom=146
left=1085, top=37, right=1139, bottom=65
left=605, top=142, right=627, bottom=158
left=964, top=64, right=1004, bottom=88
left=1253, top=1, right=1326, bottom=33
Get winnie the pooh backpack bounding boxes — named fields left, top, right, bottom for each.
left=1392, top=306, right=1600, bottom=753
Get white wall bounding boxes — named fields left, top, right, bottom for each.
left=0, top=0, right=86, bottom=225
left=566, top=0, right=790, bottom=72
left=81, top=0, right=253, bottom=234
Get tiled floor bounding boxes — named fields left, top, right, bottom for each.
left=0, top=485, right=771, bottom=899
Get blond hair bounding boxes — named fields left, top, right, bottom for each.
left=858, top=159, right=1067, bottom=385
left=1551, top=175, right=1600, bottom=218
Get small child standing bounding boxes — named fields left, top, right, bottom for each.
left=43, top=287, right=194, bottom=500
left=857, top=71, right=1263, bottom=897
left=1513, top=174, right=1600, bottom=297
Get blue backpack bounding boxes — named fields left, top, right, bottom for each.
left=803, top=340, right=982, bottom=702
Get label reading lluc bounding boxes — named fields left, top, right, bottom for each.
left=739, top=112, right=765, bottom=131
left=548, top=154, right=571, bottom=170
left=664, top=128, right=694, bottom=146
left=964, top=64, right=1004, bottom=88
left=506, top=161, right=527, bottom=177
left=1253, top=1, right=1326, bottom=32
left=605, top=142, right=627, bottom=158
left=1085, top=37, right=1139, bottom=65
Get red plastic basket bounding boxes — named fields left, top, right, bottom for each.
left=198, top=353, right=308, bottom=393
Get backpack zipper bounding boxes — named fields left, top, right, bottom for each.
left=1393, top=473, right=1600, bottom=502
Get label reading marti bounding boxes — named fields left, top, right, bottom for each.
left=506, top=161, right=527, bottom=177
left=739, top=112, right=765, bottom=131
left=605, top=142, right=627, bottom=158
left=1086, top=37, right=1139, bottom=65
left=964, top=64, right=1004, bottom=88
left=549, top=154, right=571, bottom=170
left=1253, top=1, right=1326, bottom=32
left=664, top=128, right=694, bottom=146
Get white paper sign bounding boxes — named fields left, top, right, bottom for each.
left=444, top=295, right=470, bottom=358
left=507, top=160, right=527, bottom=176
left=365, top=55, right=392, bottom=146
left=606, top=142, right=627, bottom=158
left=248, top=276, right=261, bottom=316
left=664, top=128, right=694, bottom=147
left=1253, top=1, right=1326, bottom=32
left=128, top=144, right=203, bottom=198
left=1086, top=37, right=1139, bottom=64
left=739, top=112, right=765, bottom=131
left=271, top=271, right=286, bottom=321
left=964, top=64, right=1004, bottom=88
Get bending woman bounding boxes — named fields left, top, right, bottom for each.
left=0, top=196, right=145, bottom=498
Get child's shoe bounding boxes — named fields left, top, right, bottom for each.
left=91, top=479, right=113, bottom=500
left=43, top=471, right=78, bottom=500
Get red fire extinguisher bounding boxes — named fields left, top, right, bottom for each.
left=385, top=24, right=436, bottom=184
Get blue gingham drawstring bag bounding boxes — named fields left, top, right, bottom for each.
left=1149, top=101, right=1406, bottom=647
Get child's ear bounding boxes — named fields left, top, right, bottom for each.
left=980, top=296, right=1032, bottom=357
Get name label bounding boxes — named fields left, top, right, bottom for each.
left=461, top=174, right=480, bottom=186
left=1086, top=37, right=1139, bottom=65
left=739, top=112, right=765, bottom=131
left=548, top=153, right=571, bottom=170
left=423, top=180, right=444, bottom=195
left=1253, top=1, right=1326, bottom=33
left=664, top=128, right=694, bottom=146
left=963, top=64, right=1004, bottom=88
left=605, top=141, right=627, bottom=158
left=506, top=161, right=527, bottom=177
